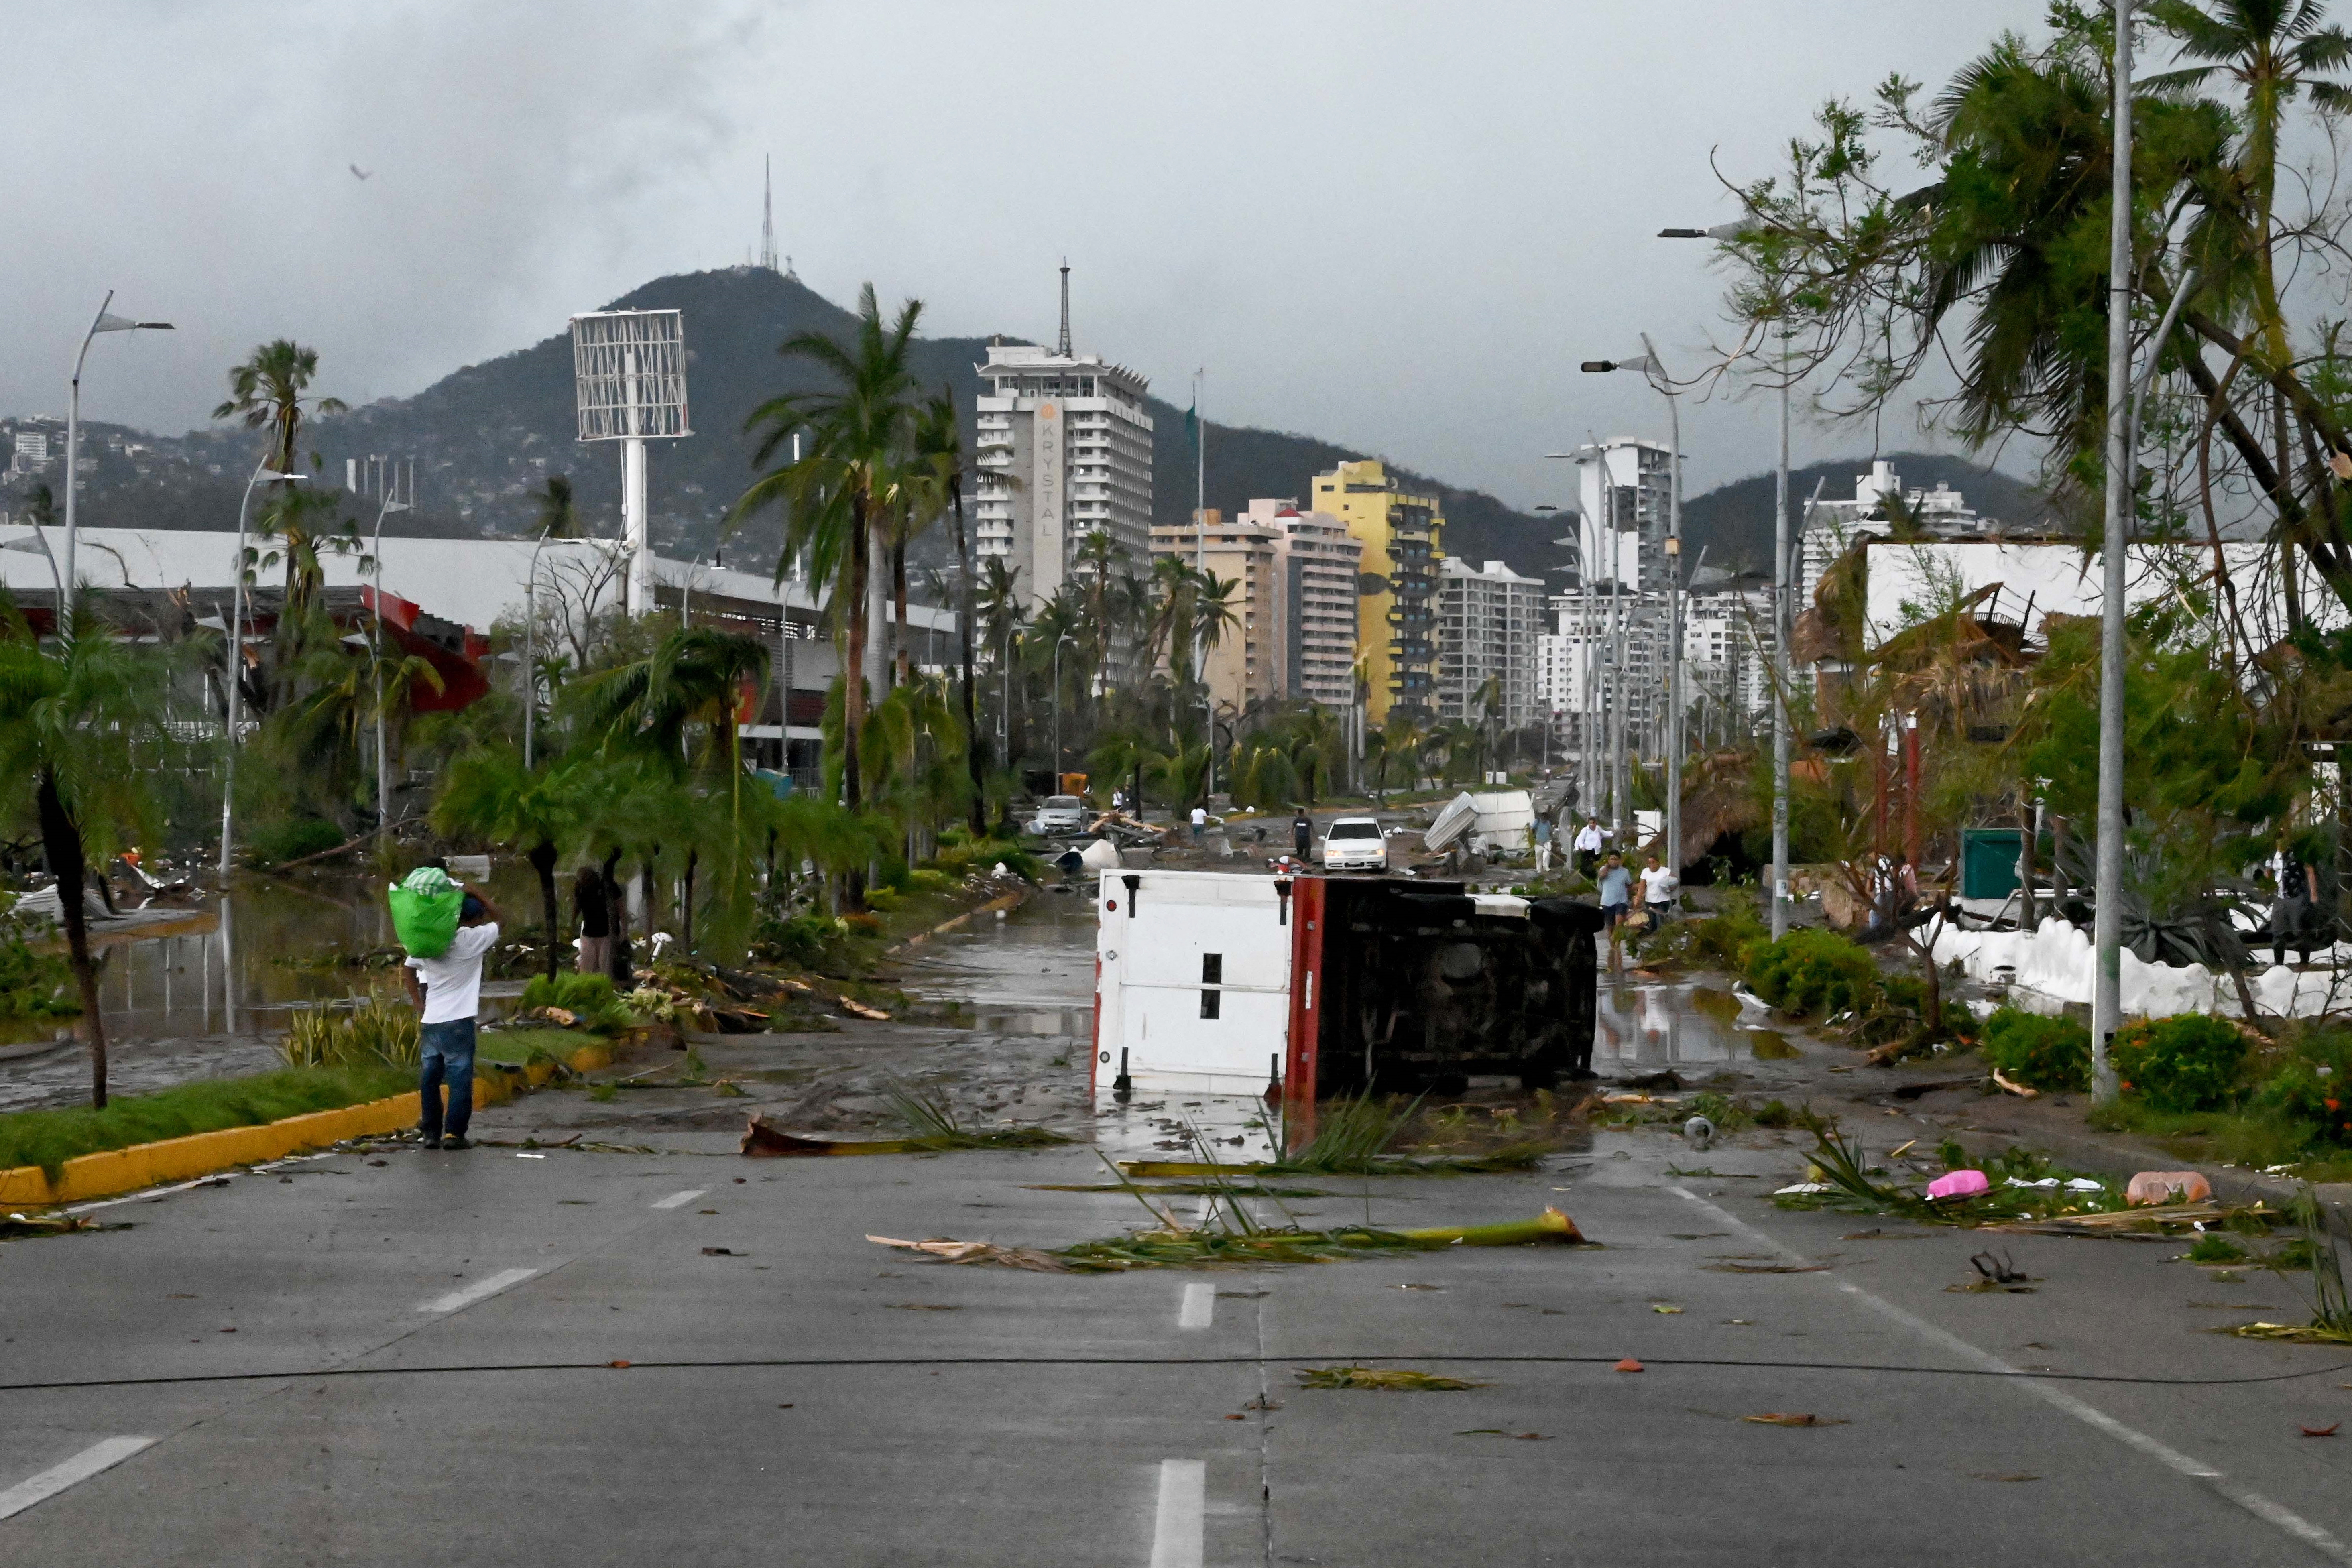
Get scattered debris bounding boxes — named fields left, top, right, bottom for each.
left=1971, top=1250, right=2030, bottom=1285
left=1744, top=1413, right=1847, bottom=1427
left=1707, top=1261, right=1830, bottom=1274
left=839, top=998, right=891, bottom=1022
left=2127, top=1171, right=2214, bottom=1207
left=1, top=1212, right=98, bottom=1240
left=1927, top=1170, right=1991, bottom=1201
left=1455, top=1429, right=1550, bottom=1440
left=1990, top=1070, right=2039, bottom=1100
left=1297, top=1367, right=1485, bottom=1391
left=1614, top=1358, right=1645, bottom=1373
left=1651, top=1304, right=1685, bottom=1314
left=700, top=1246, right=741, bottom=1256
left=1972, top=1472, right=2041, bottom=1483
left=2302, top=1424, right=2341, bottom=1438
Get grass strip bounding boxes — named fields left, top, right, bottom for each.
left=0, top=1065, right=412, bottom=1179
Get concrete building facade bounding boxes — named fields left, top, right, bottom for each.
left=1436, top=557, right=1543, bottom=730
left=1311, top=458, right=1442, bottom=724
left=1149, top=498, right=1365, bottom=714
left=973, top=339, right=1153, bottom=611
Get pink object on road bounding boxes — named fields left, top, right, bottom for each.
left=2126, top=1171, right=2213, bottom=1206
left=1926, top=1169, right=1990, bottom=1201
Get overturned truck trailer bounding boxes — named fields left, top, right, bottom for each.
left=1092, top=870, right=1601, bottom=1145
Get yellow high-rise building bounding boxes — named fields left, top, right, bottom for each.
left=1310, top=459, right=1444, bottom=725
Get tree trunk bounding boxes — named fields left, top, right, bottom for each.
left=38, top=770, right=107, bottom=1108
left=683, top=849, right=698, bottom=952
left=602, top=851, right=629, bottom=986
left=892, top=538, right=910, bottom=690
left=843, top=499, right=870, bottom=812
left=954, top=482, right=985, bottom=838
left=530, top=839, right=560, bottom=980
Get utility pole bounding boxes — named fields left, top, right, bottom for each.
left=1772, top=329, right=1793, bottom=938
left=2092, top=0, right=2134, bottom=1106
left=1639, top=333, right=1684, bottom=872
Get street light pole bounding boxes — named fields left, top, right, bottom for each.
left=372, top=487, right=412, bottom=850
left=218, top=462, right=305, bottom=883
left=64, top=293, right=173, bottom=617
left=1053, top=631, right=1075, bottom=784
left=2092, top=1, right=2135, bottom=1106
left=1639, top=333, right=1685, bottom=874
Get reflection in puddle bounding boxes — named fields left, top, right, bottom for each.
left=1593, top=978, right=1803, bottom=1070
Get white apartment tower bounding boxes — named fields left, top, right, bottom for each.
left=1437, top=557, right=1544, bottom=730
left=973, top=267, right=1154, bottom=610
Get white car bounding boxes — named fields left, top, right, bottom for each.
left=1030, top=795, right=1087, bottom=836
left=1320, top=816, right=1388, bottom=872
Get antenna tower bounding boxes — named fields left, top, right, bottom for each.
left=759, top=155, right=779, bottom=272
left=1056, top=259, right=1072, bottom=357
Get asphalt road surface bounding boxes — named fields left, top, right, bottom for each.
left=10, top=896, right=2352, bottom=1564
left=8, top=1115, right=2352, bottom=1566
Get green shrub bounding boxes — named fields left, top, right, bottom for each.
left=0, top=899, right=76, bottom=1019
left=278, top=995, right=420, bottom=1070
left=754, top=910, right=849, bottom=968
left=517, top=971, right=632, bottom=1033
left=1743, top=930, right=1880, bottom=1019
left=1649, top=900, right=1768, bottom=970
left=2112, top=1013, right=2249, bottom=1113
left=2187, top=1234, right=2246, bottom=1263
left=1981, top=1008, right=2092, bottom=1092
left=863, top=886, right=904, bottom=913
left=929, top=832, right=1041, bottom=883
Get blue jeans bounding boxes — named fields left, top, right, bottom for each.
left=419, top=1018, right=476, bottom=1143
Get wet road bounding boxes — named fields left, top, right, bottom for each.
left=9, top=896, right=2352, bottom=1563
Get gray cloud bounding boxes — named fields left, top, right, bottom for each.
left=6, top=0, right=2049, bottom=506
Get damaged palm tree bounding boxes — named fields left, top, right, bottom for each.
left=2229, top=1188, right=2352, bottom=1344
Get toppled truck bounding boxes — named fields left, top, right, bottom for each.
left=1092, top=870, right=1601, bottom=1144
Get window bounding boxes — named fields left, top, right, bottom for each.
left=1202, top=954, right=1223, bottom=983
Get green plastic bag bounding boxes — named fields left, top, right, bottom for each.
left=388, top=866, right=463, bottom=958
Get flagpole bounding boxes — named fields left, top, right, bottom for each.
left=1195, top=369, right=1212, bottom=802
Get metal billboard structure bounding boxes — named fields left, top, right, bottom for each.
left=570, top=309, right=690, bottom=615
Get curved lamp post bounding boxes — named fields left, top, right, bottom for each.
left=370, top=489, right=411, bottom=849
left=64, top=292, right=172, bottom=616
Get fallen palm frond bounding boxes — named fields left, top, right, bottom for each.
left=865, top=1207, right=1589, bottom=1275
left=2226, top=1188, right=2352, bottom=1344
left=1296, top=1367, right=1486, bottom=1391
left=0, top=1212, right=97, bottom=1239
left=1020, top=1182, right=1335, bottom=1198
left=879, top=1078, right=1072, bottom=1151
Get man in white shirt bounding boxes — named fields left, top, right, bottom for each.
left=400, top=888, right=504, bottom=1150
left=1637, top=854, right=1680, bottom=926
left=1573, top=817, right=1605, bottom=878
left=1190, top=804, right=1207, bottom=842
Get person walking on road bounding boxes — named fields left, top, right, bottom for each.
left=1191, top=803, right=1207, bottom=842
left=1638, top=852, right=1680, bottom=928
left=1532, top=815, right=1554, bottom=875
left=401, top=885, right=503, bottom=1151
left=1292, top=808, right=1314, bottom=862
left=1574, top=816, right=1604, bottom=879
left=573, top=864, right=610, bottom=977
left=2273, top=834, right=2322, bottom=968
left=1597, top=851, right=1631, bottom=971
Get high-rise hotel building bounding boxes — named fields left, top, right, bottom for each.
left=972, top=287, right=1154, bottom=610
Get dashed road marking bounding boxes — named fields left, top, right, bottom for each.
left=417, top=1267, right=538, bottom=1316
left=1178, top=1282, right=1214, bottom=1330
left=1670, top=1186, right=2352, bottom=1565
left=0, top=1437, right=156, bottom=1521
left=650, top=1189, right=708, bottom=1210
left=1147, top=1458, right=1204, bottom=1568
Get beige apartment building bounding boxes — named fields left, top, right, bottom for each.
left=1149, top=498, right=1363, bottom=713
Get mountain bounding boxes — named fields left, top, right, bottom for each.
left=1678, top=452, right=2061, bottom=571
left=57, top=268, right=1559, bottom=579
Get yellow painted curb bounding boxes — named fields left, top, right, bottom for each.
left=0, top=1072, right=515, bottom=1209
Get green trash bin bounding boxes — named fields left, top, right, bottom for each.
left=1960, top=828, right=2024, bottom=901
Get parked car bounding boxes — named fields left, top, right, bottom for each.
left=1029, top=794, right=1087, bottom=836
left=1320, top=816, right=1388, bottom=872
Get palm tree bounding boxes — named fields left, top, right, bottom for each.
left=0, top=597, right=169, bottom=1106
left=975, top=556, right=1025, bottom=769
left=2151, top=0, right=2352, bottom=363
left=432, top=745, right=574, bottom=978
left=733, top=284, right=924, bottom=815
left=536, top=474, right=584, bottom=539
left=215, top=341, right=353, bottom=709
left=912, top=390, right=986, bottom=834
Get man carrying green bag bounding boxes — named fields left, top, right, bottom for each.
left=392, top=865, right=503, bottom=1150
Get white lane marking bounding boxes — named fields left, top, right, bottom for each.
left=1178, top=1282, right=1215, bottom=1330
left=0, top=1437, right=156, bottom=1521
left=1670, top=1187, right=2352, bottom=1564
left=1147, top=1458, right=1205, bottom=1568
left=416, top=1267, right=538, bottom=1316
left=650, top=1189, right=708, bottom=1210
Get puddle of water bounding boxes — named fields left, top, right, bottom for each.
left=1593, top=978, right=1790, bottom=1071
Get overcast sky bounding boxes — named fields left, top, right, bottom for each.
left=5, top=0, right=2056, bottom=507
